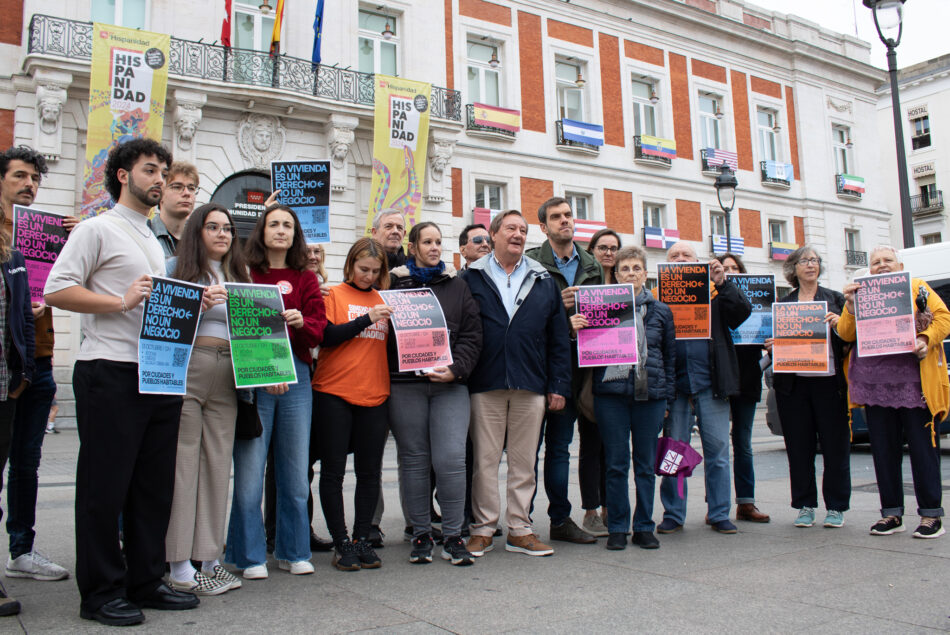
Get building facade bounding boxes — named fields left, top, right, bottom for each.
left=0, top=0, right=890, bottom=424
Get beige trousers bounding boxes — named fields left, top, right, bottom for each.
left=469, top=389, right=545, bottom=537
left=165, top=346, right=238, bottom=562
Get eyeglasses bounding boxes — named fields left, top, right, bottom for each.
left=469, top=236, right=489, bottom=244
left=595, top=245, right=619, bottom=253
left=797, top=257, right=821, bottom=266
left=204, top=223, right=234, bottom=235
left=167, top=183, right=198, bottom=193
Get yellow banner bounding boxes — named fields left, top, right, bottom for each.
left=81, top=23, right=170, bottom=218
left=364, top=75, right=431, bottom=235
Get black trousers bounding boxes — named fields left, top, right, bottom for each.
left=578, top=413, right=606, bottom=510
left=73, top=360, right=182, bottom=612
left=866, top=405, right=944, bottom=517
left=776, top=375, right=851, bottom=512
left=0, top=399, right=18, bottom=524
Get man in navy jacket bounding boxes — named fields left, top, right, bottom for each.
left=462, top=210, right=571, bottom=558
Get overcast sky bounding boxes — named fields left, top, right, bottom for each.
left=746, top=0, right=950, bottom=70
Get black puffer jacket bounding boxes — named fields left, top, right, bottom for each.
left=387, top=263, right=483, bottom=384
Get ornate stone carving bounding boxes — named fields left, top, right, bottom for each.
left=170, top=90, right=206, bottom=163
left=326, top=113, right=359, bottom=191
left=31, top=68, right=72, bottom=162
left=238, top=112, right=286, bottom=170
left=425, top=135, right=456, bottom=202
left=826, top=96, right=853, bottom=115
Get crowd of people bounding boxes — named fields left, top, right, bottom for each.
left=0, top=137, right=943, bottom=626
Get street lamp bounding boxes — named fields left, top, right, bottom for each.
left=864, top=0, right=914, bottom=247
left=714, top=165, right=738, bottom=253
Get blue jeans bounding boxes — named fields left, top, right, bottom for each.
left=7, top=356, right=56, bottom=557
left=730, top=397, right=757, bottom=504
left=538, top=399, right=576, bottom=524
left=595, top=396, right=665, bottom=533
left=226, top=357, right=312, bottom=568
left=661, top=389, right=732, bottom=524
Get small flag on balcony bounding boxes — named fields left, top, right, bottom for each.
left=770, top=241, right=798, bottom=261
left=712, top=234, right=744, bottom=255
left=269, top=0, right=285, bottom=55
left=764, top=160, right=794, bottom=182
left=473, top=103, right=521, bottom=133
left=312, top=0, right=324, bottom=67
left=839, top=174, right=865, bottom=193
left=704, top=148, right=739, bottom=171
left=574, top=219, right=607, bottom=242
left=561, top=119, right=605, bottom=146
left=221, top=0, right=232, bottom=48
left=640, top=135, right=676, bottom=160
left=472, top=207, right=501, bottom=229
left=644, top=227, right=680, bottom=249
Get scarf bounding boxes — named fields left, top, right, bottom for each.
left=406, top=258, right=445, bottom=284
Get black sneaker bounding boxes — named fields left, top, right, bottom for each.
left=409, top=534, right=434, bottom=564
left=354, top=538, right=382, bottom=569
left=605, top=533, right=627, bottom=551
left=870, top=516, right=905, bottom=536
left=549, top=518, right=597, bottom=544
left=367, top=525, right=385, bottom=548
left=331, top=539, right=361, bottom=571
left=632, top=531, right=660, bottom=549
left=440, top=535, right=474, bottom=566
left=310, top=531, right=333, bottom=552
left=913, top=517, right=945, bottom=539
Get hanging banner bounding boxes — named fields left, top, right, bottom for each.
left=364, top=75, right=431, bottom=236
left=854, top=271, right=916, bottom=357
left=657, top=262, right=711, bottom=339
left=271, top=160, right=331, bottom=244
left=772, top=301, right=829, bottom=374
left=137, top=277, right=203, bottom=395
left=729, top=274, right=775, bottom=345
left=12, top=205, right=67, bottom=303
left=225, top=283, right=298, bottom=388
left=379, top=288, right=452, bottom=372
left=81, top=23, right=170, bottom=218
left=575, top=284, right=637, bottom=367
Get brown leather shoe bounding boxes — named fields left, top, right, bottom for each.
left=505, top=533, right=554, bottom=556
left=466, top=534, right=494, bottom=557
left=736, top=503, right=771, bottom=523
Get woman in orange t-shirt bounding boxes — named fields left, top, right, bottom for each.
left=312, top=237, right=392, bottom=571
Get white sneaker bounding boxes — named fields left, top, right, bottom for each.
left=242, top=563, right=268, bottom=580
left=6, top=550, right=69, bottom=581
left=278, top=559, right=314, bottom=575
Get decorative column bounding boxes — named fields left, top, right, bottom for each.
left=326, top=113, right=358, bottom=191
left=424, top=131, right=456, bottom=202
left=32, top=69, right=72, bottom=162
left=171, top=89, right=206, bottom=164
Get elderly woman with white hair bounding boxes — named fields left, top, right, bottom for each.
left=837, top=245, right=949, bottom=539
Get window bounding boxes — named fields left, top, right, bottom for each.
left=757, top=108, right=778, bottom=162
left=845, top=229, right=861, bottom=252
left=922, top=232, right=942, bottom=245
left=91, top=0, right=147, bottom=28
left=233, top=4, right=275, bottom=52
left=358, top=9, right=397, bottom=75
left=556, top=61, right=585, bottom=121
left=631, top=77, right=657, bottom=137
left=564, top=192, right=590, bottom=220
left=920, top=182, right=939, bottom=207
left=710, top=211, right=726, bottom=236
left=911, top=116, right=931, bottom=150
left=467, top=40, right=501, bottom=107
left=832, top=125, right=852, bottom=174
left=768, top=219, right=787, bottom=243
left=474, top=181, right=504, bottom=210
left=699, top=94, right=721, bottom=149
left=643, top=203, right=664, bottom=228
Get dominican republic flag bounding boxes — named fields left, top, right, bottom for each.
left=770, top=241, right=798, bottom=261
left=220, top=0, right=231, bottom=47
left=474, top=103, right=521, bottom=133
left=644, top=227, right=680, bottom=249
left=704, top=148, right=738, bottom=171
left=839, top=174, right=865, bottom=193
left=574, top=219, right=607, bottom=242
left=640, top=135, right=676, bottom=160
left=764, top=160, right=794, bottom=182
left=561, top=119, right=604, bottom=146
left=712, top=234, right=744, bottom=255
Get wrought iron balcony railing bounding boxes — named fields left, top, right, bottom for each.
left=465, top=104, right=516, bottom=138
left=845, top=250, right=868, bottom=267
left=633, top=135, right=672, bottom=166
left=555, top=120, right=599, bottom=153
left=911, top=191, right=944, bottom=214
left=835, top=174, right=863, bottom=199
left=760, top=160, right=791, bottom=187
left=27, top=14, right=461, bottom=121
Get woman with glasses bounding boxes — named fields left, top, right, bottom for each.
left=165, top=204, right=249, bottom=594
left=767, top=246, right=851, bottom=529
left=587, top=229, right=621, bottom=284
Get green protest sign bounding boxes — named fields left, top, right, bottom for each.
left=225, top=283, right=298, bottom=388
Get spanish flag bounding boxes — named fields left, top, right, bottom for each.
left=269, top=0, right=285, bottom=55
left=473, top=103, right=521, bottom=133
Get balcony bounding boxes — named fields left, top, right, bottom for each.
left=760, top=160, right=792, bottom=189
left=27, top=14, right=461, bottom=121
left=465, top=104, right=517, bottom=141
left=835, top=174, right=864, bottom=200
left=911, top=191, right=944, bottom=215
left=701, top=148, right=738, bottom=177
left=845, top=249, right=868, bottom=267
left=633, top=135, right=674, bottom=168
left=555, top=120, right=600, bottom=155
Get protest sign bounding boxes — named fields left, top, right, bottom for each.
left=772, top=301, right=830, bottom=374
left=379, top=288, right=452, bottom=372
left=854, top=271, right=916, bottom=357
left=12, top=205, right=67, bottom=303
left=657, top=262, right=711, bottom=339
left=574, top=284, right=638, bottom=367
left=728, top=274, right=775, bottom=345
left=225, top=283, right=298, bottom=388
left=271, top=160, right=331, bottom=244
left=137, top=277, right=203, bottom=394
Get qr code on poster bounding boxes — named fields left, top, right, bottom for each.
left=432, top=331, right=446, bottom=347
left=172, top=348, right=187, bottom=366
left=270, top=343, right=285, bottom=357
left=896, top=316, right=912, bottom=330
left=617, top=331, right=633, bottom=344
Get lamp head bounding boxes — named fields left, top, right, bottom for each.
left=714, top=165, right=738, bottom=213
left=863, top=0, right=905, bottom=47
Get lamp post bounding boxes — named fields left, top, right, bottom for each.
left=864, top=0, right=914, bottom=248
left=714, top=165, right=738, bottom=253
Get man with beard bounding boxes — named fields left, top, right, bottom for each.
left=45, top=138, right=199, bottom=626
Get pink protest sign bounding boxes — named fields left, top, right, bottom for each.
left=380, top=288, right=453, bottom=372
left=12, top=205, right=68, bottom=303
left=575, top=284, right=638, bottom=367
left=854, top=271, right=916, bottom=358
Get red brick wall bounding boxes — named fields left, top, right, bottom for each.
left=743, top=13, right=771, bottom=30
left=624, top=40, right=665, bottom=67
left=599, top=33, right=624, bottom=147
left=520, top=177, right=553, bottom=224
left=691, top=59, right=727, bottom=84
left=547, top=20, right=593, bottom=47
left=785, top=86, right=801, bottom=178
left=459, top=0, right=512, bottom=26
left=453, top=253, right=461, bottom=269
left=669, top=53, right=693, bottom=161
left=731, top=70, right=753, bottom=171
left=750, top=76, right=781, bottom=98
left=444, top=0, right=454, bottom=90
left=686, top=0, right=717, bottom=12
left=738, top=208, right=762, bottom=248
left=604, top=189, right=634, bottom=234
left=675, top=199, right=703, bottom=241
left=452, top=168, right=463, bottom=218
left=518, top=12, right=546, bottom=133
left=794, top=216, right=805, bottom=245
left=0, top=110, right=13, bottom=150
left=0, top=0, right=22, bottom=45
